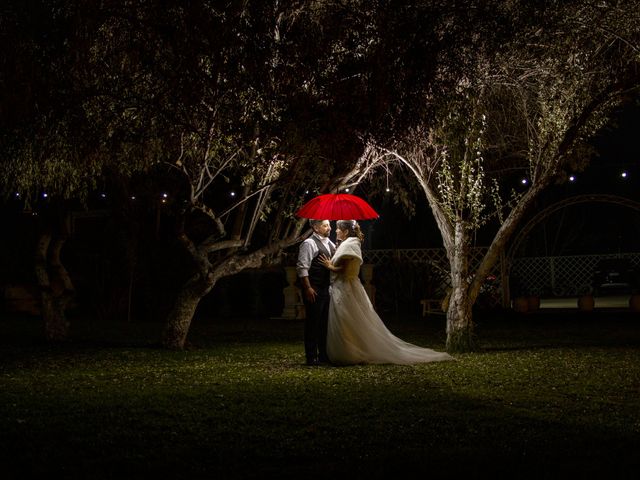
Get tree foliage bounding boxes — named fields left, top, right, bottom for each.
left=346, top=0, right=640, bottom=352
left=2, top=0, right=638, bottom=350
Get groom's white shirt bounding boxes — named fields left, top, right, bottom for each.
left=296, top=233, right=336, bottom=278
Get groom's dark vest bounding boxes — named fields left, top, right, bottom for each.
left=307, top=236, right=335, bottom=291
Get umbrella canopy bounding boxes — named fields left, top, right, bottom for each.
left=296, top=193, right=379, bottom=220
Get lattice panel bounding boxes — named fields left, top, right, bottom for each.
left=364, top=247, right=503, bottom=307
left=365, top=247, right=500, bottom=273
left=510, top=257, right=550, bottom=296
left=362, top=250, right=394, bottom=265
left=289, top=244, right=640, bottom=305
left=512, top=253, right=640, bottom=297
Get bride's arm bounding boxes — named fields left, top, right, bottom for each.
left=319, top=254, right=343, bottom=272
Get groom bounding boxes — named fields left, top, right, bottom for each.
left=296, top=219, right=336, bottom=366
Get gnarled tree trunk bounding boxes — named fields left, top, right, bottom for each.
left=161, top=273, right=214, bottom=349
left=161, top=229, right=304, bottom=350
left=35, top=232, right=75, bottom=342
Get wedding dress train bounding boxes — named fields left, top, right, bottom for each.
left=326, top=237, right=453, bottom=365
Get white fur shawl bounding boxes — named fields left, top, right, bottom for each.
left=332, top=236, right=363, bottom=266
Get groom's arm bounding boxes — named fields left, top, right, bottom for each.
left=299, top=275, right=317, bottom=302
left=296, top=240, right=313, bottom=277
left=297, top=240, right=317, bottom=302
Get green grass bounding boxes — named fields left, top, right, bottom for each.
left=1, top=312, right=640, bottom=478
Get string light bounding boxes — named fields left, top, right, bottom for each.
left=230, top=191, right=236, bottom=197
left=569, top=175, right=576, bottom=182
left=42, top=192, right=48, bottom=198
left=100, top=193, right=107, bottom=198
left=131, top=196, right=136, bottom=200
left=520, top=178, right=528, bottom=185
left=621, top=171, right=628, bottom=178
left=345, top=188, right=350, bottom=193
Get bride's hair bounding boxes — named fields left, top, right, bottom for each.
left=337, top=220, right=364, bottom=242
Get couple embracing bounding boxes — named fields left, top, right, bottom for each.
left=296, top=219, right=453, bottom=366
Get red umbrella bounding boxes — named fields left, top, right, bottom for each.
left=296, top=193, right=379, bottom=220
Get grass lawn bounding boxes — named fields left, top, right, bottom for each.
left=1, top=310, right=639, bottom=478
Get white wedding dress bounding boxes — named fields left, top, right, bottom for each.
left=326, top=237, right=454, bottom=365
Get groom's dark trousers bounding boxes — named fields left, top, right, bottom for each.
left=303, top=288, right=330, bottom=364
left=302, top=236, right=334, bottom=364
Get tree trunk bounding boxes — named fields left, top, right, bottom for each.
left=35, top=233, right=72, bottom=342
left=446, top=285, right=478, bottom=352
left=162, top=274, right=213, bottom=349
left=41, top=292, right=70, bottom=342
left=161, top=226, right=305, bottom=349
left=445, top=224, right=480, bottom=352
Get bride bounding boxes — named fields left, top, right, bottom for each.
left=320, top=220, right=453, bottom=365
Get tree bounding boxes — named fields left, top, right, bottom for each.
left=70, top=0, right=397, bottom=349
left=1, top=0, right=404, bottom=346
left=349, top=0, right=640, bottom=352
left=154, top=1, right=393, bottom=348
left=1, top=1, right=115, bottom=340
left=1, top=0, right=191, bottom=340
